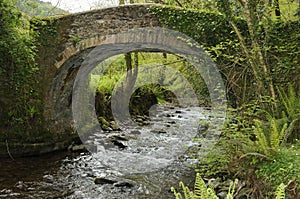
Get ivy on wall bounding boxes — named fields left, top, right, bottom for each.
left=150, top=5, right=246, bottom=47
left=0, top=0, right=41, bottom=139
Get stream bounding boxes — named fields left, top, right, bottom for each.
left=0, top=105, right=224, bottom=199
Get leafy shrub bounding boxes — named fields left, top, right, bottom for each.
left=0, top=0, right=41, bottom=136
left=193, top=99, right=299, bottom=197
left=256, top=147, right=300, bottom=197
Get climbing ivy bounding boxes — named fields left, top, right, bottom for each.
left=150, top=5, right=248, bottom=47
left=0, top=0, right=41, bottom=139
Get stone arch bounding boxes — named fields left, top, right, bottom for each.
left=38, top=5, right=226, bottom=155
left=41, top=4, right=161, bottom=135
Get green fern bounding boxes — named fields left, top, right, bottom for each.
left=282, top=118, right=298, bottom=144
left=226, top=179, right=238, bottom=199
left=171, top=174, right=237, bottom=199
left=172, top=174, right=288, bottom=199
left=275, top=183, right=286, bottom=199
left=181, top=181, right=193, bottom=199
left=253, top=119, right=272, bottom=156
left=193, top=173, right=209, bottom=198
left=207, top=188, right=219, bottom=199
left=171, top=186, right=183, bottom=199
left=268, top=113, right=287, bottom=150
left=252, top=84, right=299, bottom=156
left=277, top=84, right=300, bottom=121
left=253, top=112, right=288, bottom=156
left=277, top=84, right=300, bottom=142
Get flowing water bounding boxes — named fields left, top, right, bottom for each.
left=0, top=105, right=223, bottom=199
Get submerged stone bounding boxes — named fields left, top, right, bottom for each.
left=114, top=180, right=135, bottom=188
left=94, top=177, right=117, bottom=185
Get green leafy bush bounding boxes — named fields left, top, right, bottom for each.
left=193, top=98, right=299, bottom=197
left=256, top=147, right=300, bottom=196
left=0, top=0, right=40, bottom=132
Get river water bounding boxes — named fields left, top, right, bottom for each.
left=0, top=105, right=223, bottom=199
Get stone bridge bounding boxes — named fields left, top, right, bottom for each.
left=1, top=4, right=226, bottom=156
left=37, top=4, right=162, bottom=137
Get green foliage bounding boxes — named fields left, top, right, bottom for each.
left=31, top=17, right=58, bottom=48
left=155, top=0, right=299, bottom=21
left=16, top=0, right=68, bottom=17
left=252, top=112, right=287, bottom=156
left=277, top=84, right=300, bottom=121
left=150, top=5, right=248, bottom=103
left=256, top=147, right=300, bottom=195
left=171, top=173, right=237, bottom=199
left=267, top=21, right=300, bottom=86
left=156, top=0, right=219, bottom=10
left=195, top=102, right=264, bottom=178
left=151, top=4, right=299, bottom=105
left=93, top=52, right=209, bottom=107
left=70, top=35, right=80, bottom=46
left=193, top=98, right=299, bottom=197
left=275, top=183, right=286, bottom=199
left=276, top=84, right=300, bottom=141
left=150, top=3, right=299, bottom=198
left=150, top=5, right=238, bottom=47
left=248, top=84, right=300, bottom=156
left=0, top=0, right=43, bottom=139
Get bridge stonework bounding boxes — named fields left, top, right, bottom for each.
left=36, top=4, right=161, bottom=153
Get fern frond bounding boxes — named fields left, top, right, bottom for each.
left=253, top=119, right=270, bottom=156
left=269, top=116, right=288, bottom=150
left=194, top=173, right=209, bottom=198
left=269, top=116, right=279, bottom=149
left=172, top=175, right=243, bottom=199
left=278, top=122, right=287, bottom=146
left=180, top=181, right=192, bottom=199
left=275, top=183, right=286, bottom=199
left=277, top=84, right=300, bottom=120
left=207, top=188, right=219, bottom=199
left=171, top=186, right=183, bottom=199
left=226, top=179, right=238, bottom=199
left=282, top=118, right=298, bottom=145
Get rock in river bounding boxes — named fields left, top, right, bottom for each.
left=94, top=177, right=117, bottom=185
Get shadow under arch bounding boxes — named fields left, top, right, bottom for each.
left=72, top=27, right=227, bottom=154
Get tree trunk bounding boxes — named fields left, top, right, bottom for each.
left=274, top=0, right=281, bottom=18
left=126, top=52, right=138, bottom=92
left=224, top=0, right=276, bottom=103
left=114, top=52, right=139, bottom=122
left=125, top=52, right=133, bottom=93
